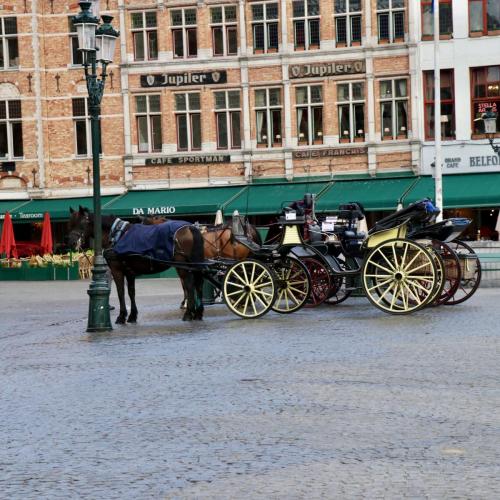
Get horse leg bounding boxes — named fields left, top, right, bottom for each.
left=126, top=274, right=138, bottom=323
left=111, top=267, right=127, bottom=324
left=194, top=272, right=204, bottom=320
left=178, top=269, right=195, bottom=321
left=176, top=269, right=187, bottom=309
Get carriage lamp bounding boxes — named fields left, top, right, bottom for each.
left=74, top=0, right=119, bottom=332
left=482, top=107, right=500, bottom=156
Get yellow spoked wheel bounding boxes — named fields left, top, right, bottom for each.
left=223, top=260, right=276, bottom=318
left=362, top=239, right=437, bottom=314
left=271, top=257, right=311, bottom=314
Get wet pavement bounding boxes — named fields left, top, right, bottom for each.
left=1, top=279, right=499, bottom=499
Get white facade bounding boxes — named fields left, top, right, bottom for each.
left=414, top=0, right=500, bottom=175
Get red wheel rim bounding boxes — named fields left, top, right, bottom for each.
left=302, top=258, right=331, bottom=307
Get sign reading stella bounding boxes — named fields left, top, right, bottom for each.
left=141, top=71, right=227, bottom=88
left=289, top=60, right=365, bottom=79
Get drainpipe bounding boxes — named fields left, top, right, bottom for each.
left=31, top=0, right=45, bottom=189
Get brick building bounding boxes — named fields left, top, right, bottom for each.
left=0, top=0, right=417, bottom=198
left=0, top=0, right=499, bottom=231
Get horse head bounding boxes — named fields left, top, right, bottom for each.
left=68, top=205, right=93, bottom=250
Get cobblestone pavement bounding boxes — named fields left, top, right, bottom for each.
left=1, top=280, right=499, bottom=499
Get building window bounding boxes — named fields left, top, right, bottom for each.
left=175, top=93, right=201, bottom=151
left=69, top=17, right=83, bottom=65
left=293, top=0, right=320, bottom=50
left=471, top=66, right=500, bottom=135
left=252, top=3, right=279, bottom=53
left=334, top=0, right=362, bottom=47
left=380, top=79, right=408, bottom=140
left=0, top=17, right=19, bottom=69
left=171, top=8, right=197, bottom=59
left=377, top=0, right=405, bottom=43
left=211, top=6, right=238, bottom=56
left=72, top=98, right=91, bottom=156
left=214, top=90, right=241, bottom=149
left=296, top=85, right=323, bottom=145
left=0, top=100, right=23, bottom=158
left=423, top=69, right=455, bottom=140
left=421, top=0, right=453, bottom=38
left=135, top=95, right=162, bottom=153
left=131, top=11, right=158, bottom=61
left=255, top=88, right=282, bottom=148
left=337, top=82, right=365, bottom=143
left=469, top=0, right=500, bottom=36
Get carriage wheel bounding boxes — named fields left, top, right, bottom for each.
left=422, top=244, right=446, bottom=307
left=445, top=240, right=482, bottom=305
left=324, top=256, right=354, bottom=305
left=302, top=257, right=331, bottom=308
left=223, top=260, right=276, bottom=318
left=362, top=239, right=437, bottom=314
left=430, top=240, right=461, bottom=305
left=271, top=257, right=311, bottom=314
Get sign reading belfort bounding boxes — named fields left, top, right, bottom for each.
left=141, top=71, right=227, bottom=88
left=289, top=60, right=365, bottom=79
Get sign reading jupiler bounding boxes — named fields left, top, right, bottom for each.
left=141, top=71, right=227, bottom=88
left=289, top=60, right=365, bottom=79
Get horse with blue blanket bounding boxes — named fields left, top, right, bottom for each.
left=68, top=206, right=205, bottom=323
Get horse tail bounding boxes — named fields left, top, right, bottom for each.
left=189, top=225, right=205, bottom=263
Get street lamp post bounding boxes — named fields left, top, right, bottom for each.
left=482, top=107, right=500, bottom=156
left=73, top=1, right=119, bottom=332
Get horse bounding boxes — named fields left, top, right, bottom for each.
left=142, top=214, right=262, bottom=307
left=68, top=206, right=205, bottom=323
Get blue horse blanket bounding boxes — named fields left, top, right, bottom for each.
left=113, top=220, right=191, bottom=262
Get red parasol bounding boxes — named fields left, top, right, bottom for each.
left=0, top=211, right=18, bottom=259
left=40, top=212, right=53, bottom=254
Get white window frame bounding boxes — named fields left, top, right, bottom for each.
left=171, top=8, right=198, bottom=59
left=295, top=85, right=323, bottom=145
left=336, top=81, right=365, bottom=143
left=131, top=11, right=158, bottom=62
left=214, top=90, right=242, bottom=150
left=292, top=0, right=320, bottom=50
left=255, top=88, right=282, bottom=148
left=69, top=17, right=83, bottom=66
left=334, top=0, right=362, bottom=47
left=210, top=5, right=238, bottom=56
left=376, top=0, right=406, bottom=43
left=135, top=94, right=162, bottom=153
left=175, top=92, right=201, bottom=151
left=379, top=78, right=409, bottom=140
left=72, top=98, right=91, bottom=157
left=251, top=2, right=279, bottom=53
left=0, top=17, right=19, bottom=70
left=0, top=99, right=23, bottom=160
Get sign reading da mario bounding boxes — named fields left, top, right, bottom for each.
left=289, top=60, right=365, bottom=79
left=141, top=70, right=227, bottom=88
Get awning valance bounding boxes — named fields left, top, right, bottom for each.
left=0, top=199, right=31, bottom=220
left=102, top=185, right=246, bottom=217
left=404, top=173, right=500, bottom=208
left=8, top=196, right=118, bottom=221
left=315, top=176, right=419, bottom=212
left=223, top=181, right=331, bottom=215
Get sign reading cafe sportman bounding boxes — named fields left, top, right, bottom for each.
left=289, top=60, right=365, bottom=79
left=141, top=71, right=227, bottom=88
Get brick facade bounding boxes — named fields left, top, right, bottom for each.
left=0, top=0, right=416, bottom=199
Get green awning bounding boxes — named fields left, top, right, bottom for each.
left=0, top=199, right=31, bottom=219
left=404, top=173, right=500, bottom=208
left=102, top=185, right=246, bottom=217
left=315, top=176, right=419, bottom=212
left=9, top=196, right=118, bottom=222
left=223, top=181, right=331, bottom=215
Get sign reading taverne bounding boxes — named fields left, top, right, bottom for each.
left=141, top=71, right=227, bottom=88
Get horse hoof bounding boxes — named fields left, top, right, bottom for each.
left=182, top=313, right=193, bottom=321
left=115, top=316, right=126, bottom=324
left=127, top=316, right=137, bottom=323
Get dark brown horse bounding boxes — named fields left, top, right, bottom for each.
left=68, top=206, right=205, bottom=323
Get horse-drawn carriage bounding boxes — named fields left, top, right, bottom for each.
left=68, top=193, right=481, bottom=323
